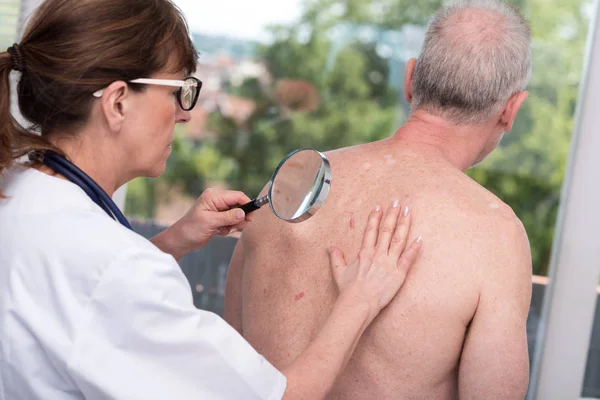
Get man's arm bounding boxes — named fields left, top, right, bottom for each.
left=458, top=218, right=533, bottom=400
left=224, top=237, right=245, bottom=334
left=224, top=183, right=270, bottom=334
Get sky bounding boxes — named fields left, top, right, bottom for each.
left=172, top=0, right=303, bottom=42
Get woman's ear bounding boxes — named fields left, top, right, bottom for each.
left=99, top=81, right=129, bottom=133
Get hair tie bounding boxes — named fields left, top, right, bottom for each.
left=7, top=44, right=25, bottom=72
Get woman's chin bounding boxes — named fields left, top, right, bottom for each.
left=147, top=161, right=168, bottom=178
left=138, top=148, right=171, bottom=178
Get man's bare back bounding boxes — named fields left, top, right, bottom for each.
left=227, top=2, right=534, bottom=397
left=226, top=138, right=532, bottom=399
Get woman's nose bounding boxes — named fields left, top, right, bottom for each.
left=177, top=108, right=191, bottom=124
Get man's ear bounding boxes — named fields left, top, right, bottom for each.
left=404, top=58, right=417, bottom=104
left=99, top=81, right=129, bottom=133
left=500, top=91, right=528, bottom=132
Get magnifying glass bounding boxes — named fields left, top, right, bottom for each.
left=238, top=148, right=332, bottom=223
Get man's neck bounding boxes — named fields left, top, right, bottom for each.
left=390, top=110, right=493, bottom=172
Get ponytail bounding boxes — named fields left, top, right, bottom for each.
left=0, top=49, right=59, bottom=197
left=0, top=51, right=17, bottom=197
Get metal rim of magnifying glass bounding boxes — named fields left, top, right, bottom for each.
left=267, top=148, right=332, bottom=223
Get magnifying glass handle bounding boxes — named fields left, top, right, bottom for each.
left=239, top=195, right=269, bottom=214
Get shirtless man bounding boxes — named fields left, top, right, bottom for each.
left=225, top=1, right=533, bottom=398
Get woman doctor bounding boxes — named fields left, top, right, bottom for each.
left=0, top=0, right=422, bottom=399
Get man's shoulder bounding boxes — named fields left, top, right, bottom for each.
left=458, top=181, right=528, bottom=246
left=454, top=183, right=532, bottom=276
left=423, top=174, right=530, bottom=263
left=464, top=180, right=526, bottom=238
left=442, top=172, right=520, bottom=224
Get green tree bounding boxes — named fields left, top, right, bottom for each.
left=208, top=2, right=417, bottom=196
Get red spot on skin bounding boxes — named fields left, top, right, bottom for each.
left=343, top=211, right=355, bottom=229
left=294, top=292, right=305, bottom=301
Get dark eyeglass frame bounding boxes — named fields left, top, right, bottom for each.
left=92, top=76, right=202, bottom=111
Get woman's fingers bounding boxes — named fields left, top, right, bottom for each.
left=216, top=220, right=249, bottom=236
left=375, top=200, right=401, bottom=255
left=397, top=236, right=423, bottom=273
left=328, top=245, right=348, bottom=282
left=208, top=189, right=252, bottom=209
left=360, top=205, right=383, bottom=250
left=387, top=205, right=411, bottom=260
left=211, top=208, right=246, bottom=229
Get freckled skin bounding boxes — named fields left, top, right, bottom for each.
left=227, top=138, right=527, bottom=400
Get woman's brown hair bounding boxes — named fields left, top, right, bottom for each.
left=0, top=0, right=198, bottom=196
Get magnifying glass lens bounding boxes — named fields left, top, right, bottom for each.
left=236, top=148, right=331, bottom=222
left=270, top=150, right=324, bottom=220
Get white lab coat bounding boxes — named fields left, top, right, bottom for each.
left=0, top=166, right=286, bottom=400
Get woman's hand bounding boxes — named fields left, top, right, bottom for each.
left=328, top=200, right=422, bottom=324
left=178, top=187, right=254, bottom=244
left=151, top=188, right=252, bottom=260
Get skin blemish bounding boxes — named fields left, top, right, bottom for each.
left=294, top=292, right=305, bottom=301
left=343, top=211, right=355, bottom=229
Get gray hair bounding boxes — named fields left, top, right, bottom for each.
left=411, top=0, right=532, bottom=125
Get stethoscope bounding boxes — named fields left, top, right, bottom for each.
left=41, top=151, right=133, bottom=230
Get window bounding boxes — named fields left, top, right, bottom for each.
left=0, top=0, right=20, bottom=50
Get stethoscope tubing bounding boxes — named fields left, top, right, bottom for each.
left=42, top=151, right=133, bottom=230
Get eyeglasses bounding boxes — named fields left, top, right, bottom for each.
left=92, top=77, right=202, bottom=111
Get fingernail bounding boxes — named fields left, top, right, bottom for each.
left=403, top=206, right=409, bottom=216
left=375, top=204, right=381, bottom=211
left=236, top=210, right=245, bottom=220
left=416, top=236, right=423, bottom=243
left=392, top=199, right=399, bottom=208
